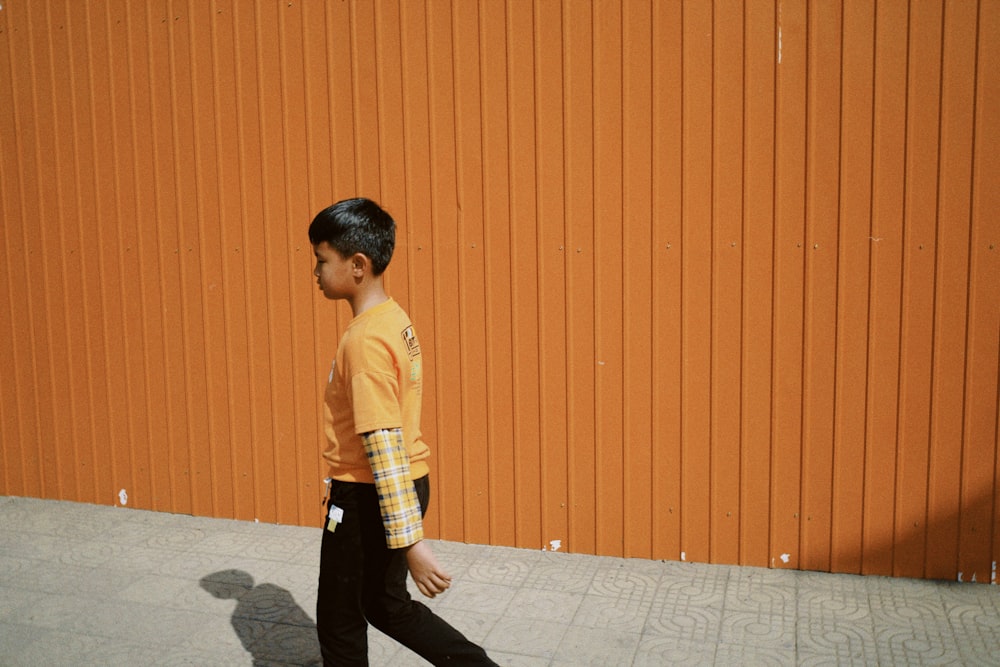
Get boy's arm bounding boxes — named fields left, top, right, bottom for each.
left=361, top=429, right=452, bottom=597
left=361, top=428, right=424, bottom=548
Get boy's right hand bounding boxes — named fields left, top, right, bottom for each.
left=404, top=540, right=452, bottom=598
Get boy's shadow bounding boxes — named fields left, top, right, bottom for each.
left=200, top=569, right=321, bottom=666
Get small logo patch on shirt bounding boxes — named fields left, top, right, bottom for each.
left=401, top=326, right=420, bottom=360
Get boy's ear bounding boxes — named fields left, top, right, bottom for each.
left=351, top=253, right=369, bottom=276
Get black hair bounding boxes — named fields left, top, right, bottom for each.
left=308, top=198, right=396, bottom=275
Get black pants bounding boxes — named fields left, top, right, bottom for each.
left=316, top=476, right=496, bottom=666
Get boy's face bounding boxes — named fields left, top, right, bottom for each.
left=313, top=241, right=357, bottom=301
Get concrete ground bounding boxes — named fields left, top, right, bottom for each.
left=1, top=495, right=997, bottom=666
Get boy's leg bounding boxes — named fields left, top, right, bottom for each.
left=362, top=476, right=498, bottom=666
left=317, top=481, right=374, bottom=667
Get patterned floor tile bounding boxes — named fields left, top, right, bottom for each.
left=870, top=599, right=949, bottom=637
left=482, top=616, right=567, bottom=661
left=464, top=547, right=537, bottom=587
left=438, top=608, right=498, bottom=644
left=714, top=641, right=795, bottom=666
left=0, top=621, right=38, bottom=661
left=83, top=639, right=249, bottom=667
left=244, top=535, right=316, bottom=563
left=117, top=573, right=211, bottom=611
left=437, top=580, right=517, bottom=616
left=643, top=567, right=729, bottom=641
left=59, top=538, right=130, bottom=568
left=483, top=651, right=551, bottom=666
left=182, top=612, right=254, bottom=655
left=244, top=619, right=323, bottom=665
left=16, top=560, right=142, bottom=597
left=422, top=539, right=482, bottom=580
left=522, top=552, right=601, bottom=593
left=588, top=562, right=663, bottom=603
left=553, top=625, right=640, bottom=666
left=97, top=519, right=161, bottom=546
left=3, top=627, right=109, bottom=667
left=506, top=588, right=584, bottom=624
left=141, top=525, right=209, bottom=552
left=265, top=562, right=321, bottom=599
left=156, top=549, right=280, bottom=582
left=719, top=609, right=795, bottom=649
left=656, top=564, right=730, bottom=607
left=572, top=592, right=652, bottom=633
left=798, top=646, right=875, bottom=667
left=632, top=635, right=718, bottom=666
left=796, top=621, right=878, bottom=665
left=874, top=624, right=963, bottom=666
left=0, top=531, right=64, bottom=562
left=0, top=555, right=41, bottom=589
left=948, top=596, right=1000, bottom=627
left=797, top=585, right=873, bottom=625
left=0, top=588, right=34, bottom=623
left=644, top=601, right=723, bottom=642
left=724, top=566, right=797, bottom=616
left=367, top=627, right=404, bottom=663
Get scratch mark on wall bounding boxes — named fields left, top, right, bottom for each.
left=777, top=4, right=783, bottom=64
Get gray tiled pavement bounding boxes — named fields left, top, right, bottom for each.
left=1, top=495, right=998, bottom=666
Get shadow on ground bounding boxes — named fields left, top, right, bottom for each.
left=200, top=569, right=321, bottom=666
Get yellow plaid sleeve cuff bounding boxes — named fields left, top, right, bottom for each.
left=362, top=429, right=424, bottom=549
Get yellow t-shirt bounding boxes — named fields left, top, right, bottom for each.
left=322, top=298, right=430, bottom=483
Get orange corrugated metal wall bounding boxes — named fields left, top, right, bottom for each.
left=1, top=0, right=997, bottom=582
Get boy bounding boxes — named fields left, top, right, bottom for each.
left=310, top=198, right=496, bottom=666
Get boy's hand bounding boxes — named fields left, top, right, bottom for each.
left=404, top=540, right=452, bottom=598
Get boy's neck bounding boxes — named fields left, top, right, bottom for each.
left=349, top=280, right=389, bottom=318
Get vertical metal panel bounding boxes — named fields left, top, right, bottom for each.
left=506, top=0, right=543, bottom=550
left=563, top=0, right=595, bottom=557
left=771, top=0, right=807, bottom=571
left=832, top=0, right=874, bottom=576
left=217, top=0, right=255, bottom=522
left=681, top=0, right=714, bottom=565
left=896, top=0, right=943, bottom=578
left=593, top=0, right=624, bottom=558
left=425, top=0, right=465, bottom=542
left=711, top=0, right=744, bottom=565
left=622, top=0, right=653, bottom=559
left=533, top=0, right=569, bottom=552
left=801, top=0, right=840, bottom=574
left=452, top=0, right=491, bottom=547
left=1, top=0, right=997, bottom=583
left=741, top=0, right=777, bottom=568
left=865, top=0, right=907, bottom=576
left=649, top=0, right=683, bottom=563
left=929, top=0, right=980, bottom=580
left=479, top=0, right=517, bottom=547
left=969, top=0, right=1000, bottom=584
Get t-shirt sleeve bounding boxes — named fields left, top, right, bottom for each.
left=350, top=371, right=402, bottom=433
left=342, top=333, right=403, bottom=434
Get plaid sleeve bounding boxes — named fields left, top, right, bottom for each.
left=362, top=429, right=424, bottom=549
